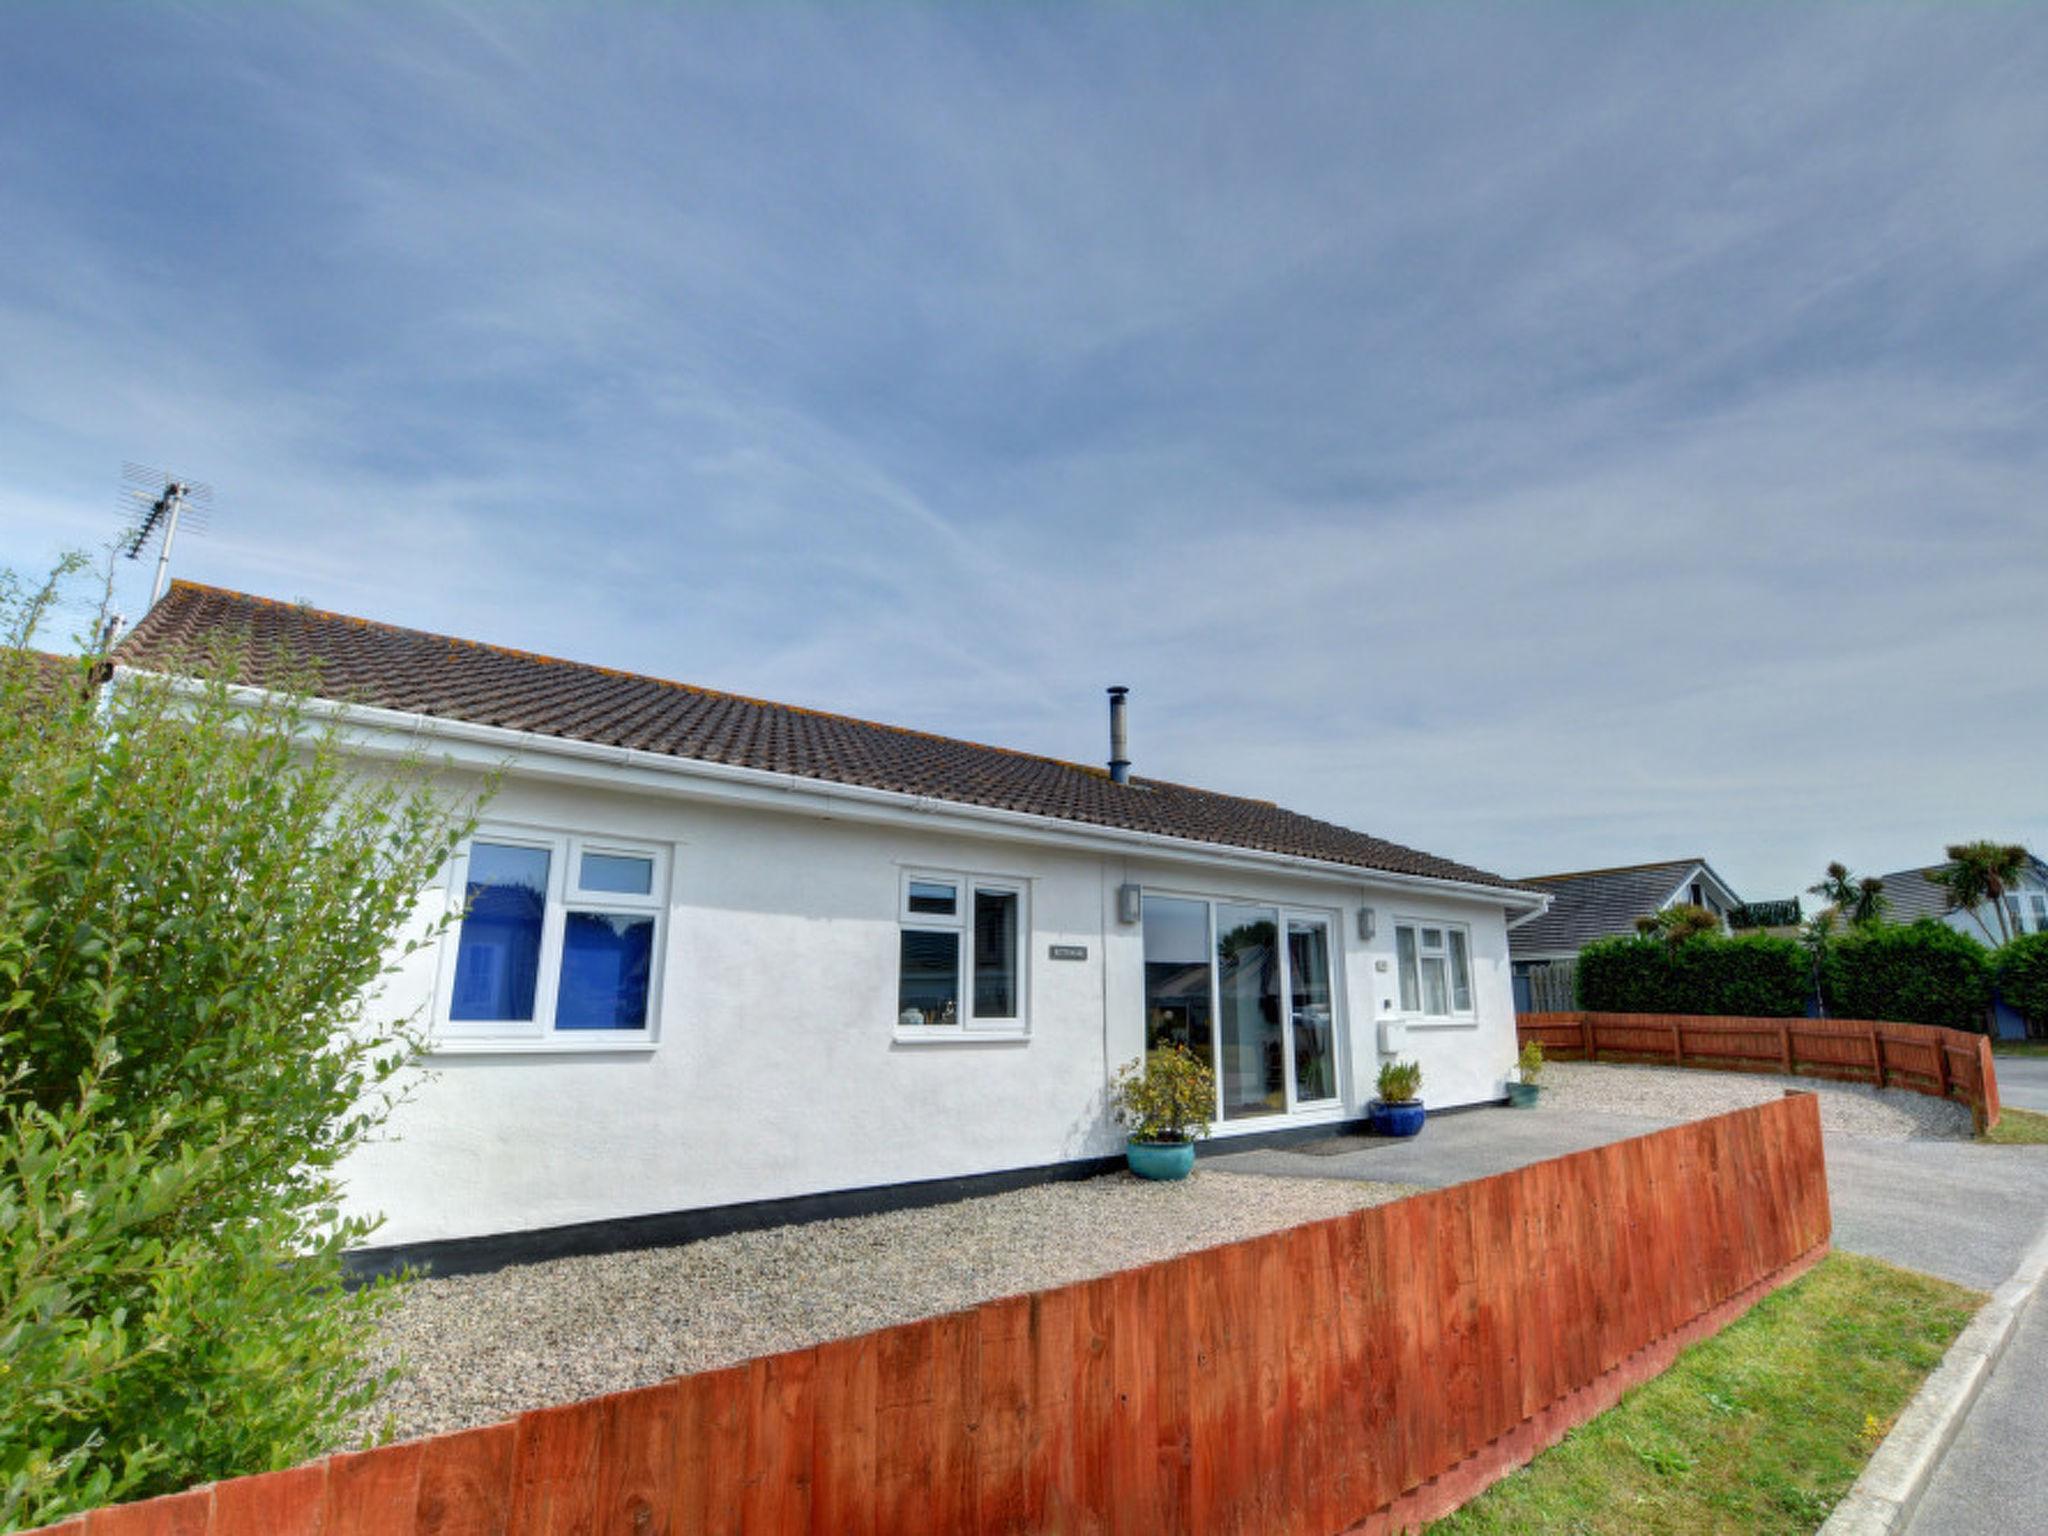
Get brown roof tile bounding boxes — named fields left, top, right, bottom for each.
left=116, top=582, right=1530, bottom=894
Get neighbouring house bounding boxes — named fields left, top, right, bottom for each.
left=115, top=582, right=1549, bottom=1269
left=1869, top=853, right=2048, bottom=946
left=1506, top=857, right=1745, bottom=1012
left=1871, top=851, right=2048, bottom=1039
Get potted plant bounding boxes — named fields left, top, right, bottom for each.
left=1110, top=1045, right=1216, bottom=1180
left=1506, top=1040, right=1544, bottom=1108
left=1369, top=1058, right=1425, bottom=1137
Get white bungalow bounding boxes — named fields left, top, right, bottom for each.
left=119, top=582, right=1548, bottom=1272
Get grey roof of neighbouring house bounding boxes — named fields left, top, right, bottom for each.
left=1868, top=866, right=1961, bottom=923
left=1508, top=857, right=1724, bottom=957
left=1870, top=855, right=2048, bottom=925
left=116, top=583, right=1541, bottom=897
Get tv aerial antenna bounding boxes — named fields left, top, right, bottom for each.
left=118, top=463, right=213, bottom=608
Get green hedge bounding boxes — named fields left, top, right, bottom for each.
left=1994, top=933, right=2048, bottom=1030
left=1821, top=920, right=1994, bottom=1034
left=1576, top=933, right=1809, bottom=1017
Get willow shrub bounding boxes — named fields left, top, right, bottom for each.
left=0, top=564, right=477, bottom=1530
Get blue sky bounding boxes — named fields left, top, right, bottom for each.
left=4, top=4, right=2044, bottom=902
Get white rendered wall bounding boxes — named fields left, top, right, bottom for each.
left=343, top=769, right=1521, bottom=1248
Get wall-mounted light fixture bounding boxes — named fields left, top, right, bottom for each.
left=1118, top=883, right=1143, bottom=925
left=1357, top=904, right=1377, bottom=941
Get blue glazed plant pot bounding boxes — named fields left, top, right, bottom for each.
left=1370, top=1099, right=1426, bottom=1138
left=1126, top=1138, right=1198, bottom=1181
left=1505, top=1081, right=1540, bottom=1109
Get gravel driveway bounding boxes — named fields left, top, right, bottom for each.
left=1536, top=1060, right=1976, bottom=1140
left=356, top=1168, right=1413, bottom=1444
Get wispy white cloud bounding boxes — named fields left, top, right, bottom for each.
left=1, top=3, right=2044, bottom=900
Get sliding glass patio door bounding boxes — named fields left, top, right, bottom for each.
left=1142, top=894, right=1342, bottom=1124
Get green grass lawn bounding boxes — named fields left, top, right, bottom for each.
left=1992, top=1041, right=2048, bottom=1059
left=1428, top=1253, right=1980, bottom=1536
left=1981, top=1105, right=2048, bottom=1144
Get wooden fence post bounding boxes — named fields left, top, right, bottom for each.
left=1781, top=1023, right=1794, bottom=1076
left=1672, top=1021, right=1684, bottom=1068
left=1581, top=1014, right=1593, bottom=1061
left=1868, top=1025, right=1884, bottom=1090
left=1934, top=1036, right=1952, bottom=1100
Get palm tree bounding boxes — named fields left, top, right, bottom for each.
left=1807, top=861, right=1887, bottom=927
left=1927, top=840, right=2030, bottom=945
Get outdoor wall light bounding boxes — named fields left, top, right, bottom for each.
left=1117, top=883, right=1142, bottom=924
left=1357, top=904, right=1377, bottom=941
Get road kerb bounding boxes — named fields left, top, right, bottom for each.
left=1821, top=1218, right=2048, bottom=1535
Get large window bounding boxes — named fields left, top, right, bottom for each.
left=1395, top=920, right=1473, bottom=1020
left=439, top=830, right=667, bottom=1046
left=897, top=870, right=1026, bottom=1035
left=1142, top=893, right=1340, bottom=1122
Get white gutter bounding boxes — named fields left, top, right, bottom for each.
left=118, top=668, right=1550, bottom=914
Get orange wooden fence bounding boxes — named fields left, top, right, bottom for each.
left=28, top=1097, right=1831, bottom=1536
left=1519, top=1009, right=2001, bottom=1129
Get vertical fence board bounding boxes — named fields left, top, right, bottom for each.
left=325, top=1441, right=423, bottom=1536
left=970, top=1295, right=1034, bottom=1536
left=210, top=1464, right=324, bottom=1536
left=673, top=1363, right=747, bottom=1536
left=506, top=1397, right=605, bottom=1536
left=594, top=1382, right=678, bottom=1536
left=1102, top=1266, right=1153, bottom=1535
left=414, top=1422, right=518, bottom=1536
left=81, top=1490, right=212, bottom=1536
left=1147, top=1258, right=1196, bottom=1536
left=1066, top=1274, right=1117, bottom=1533
left=806, top=1333, right=876, bottom=1536
left=1024, top=1284, right=1079, bottom=1535
left=930, top=1312, right=978, bottom=1536
left=1182, top=1245, right=1235, bottom=1536
left=872, top=1322, right=937, bottom=1536
left=740, top=1348, right=816, bottom=1536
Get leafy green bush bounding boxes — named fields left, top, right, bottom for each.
left=1376, top=1058, right=1423, bottom=1103
left=1822, top=920, right=1993, bottom=1034
left=1993, top=933, right=2048, bottom=1032
left=1111, top=1045, right=1216, bottom=1143
left=1516, top=1040, right=1545, bottom=1085
left=1575, top=932, right=1809, bottom=1017
left=0, top=563, right=476, bottom=1529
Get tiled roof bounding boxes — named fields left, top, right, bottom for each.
left=116, top=583, right=1534, bottom=895
left=1508, top=857, right=1715, bottom=956
left=6, top=648, right=95, bottom=702
left=1869, top=866, right=1959, bottom=924
left=1872, top=856, right=2048, bottom=925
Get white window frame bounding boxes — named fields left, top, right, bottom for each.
left=895, top=868, right=1030, bottom=1041
left=432, top=825, right=670, bottom=1053
left=1393, top=917, right=1477, bottom=1026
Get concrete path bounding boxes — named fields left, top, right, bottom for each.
left=1905, top=1058, right=2048, bottom=1535
left=1990, top=1053, right=2048, bottom=1114
left=1906, top=1278, right=2048, bottom=1535
left=1210, top=1101, right=2048, bottom=1291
